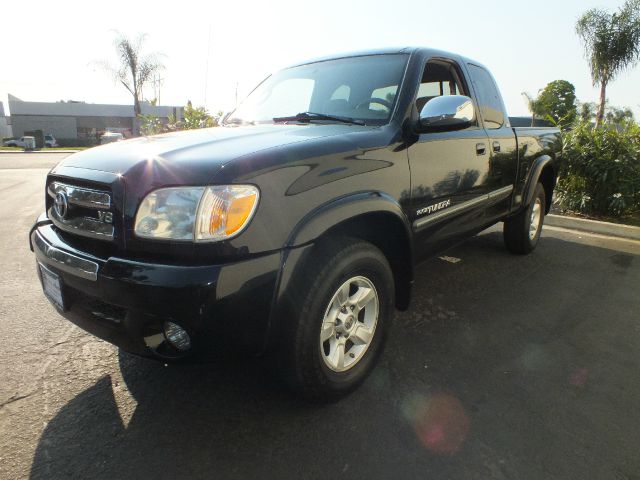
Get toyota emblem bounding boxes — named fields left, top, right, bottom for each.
left=54, top=191, right=69, bottom=219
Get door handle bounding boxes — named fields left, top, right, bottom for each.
left=492, top=141, right=501, bottom=153
left=476, top=143, right=486, bottom=156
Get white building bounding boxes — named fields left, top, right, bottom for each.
left=0, top=102, right=12, bottom=139
left=7, top=94, right=183, bottom=140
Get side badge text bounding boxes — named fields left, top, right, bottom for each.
left=417, top=199, right=451, bottom=216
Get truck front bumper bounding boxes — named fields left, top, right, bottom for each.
left=30, top=219, right=282, bottom=359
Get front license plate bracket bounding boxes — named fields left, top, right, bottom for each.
left=38, top=263, right=66, bottom=311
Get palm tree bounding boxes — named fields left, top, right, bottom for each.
left=101, top=33, right=164, bottom=134
left=521, top=91, right=539, bottom=127
left=576, top=0, right=640, bottom=127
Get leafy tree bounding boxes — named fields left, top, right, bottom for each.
left=578, top=102, right=598, bottom=123
left=605, top=106, right=635, bottom=124
left=577, top=101, right=635, bottom=125
left=536, top=80, right=577, bottom=128
left=576, top=0, right=640, bottom=127
left=102, top=33, right=164, bottom=133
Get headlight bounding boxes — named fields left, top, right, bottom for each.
left=134, top=185, right=259, bottom=242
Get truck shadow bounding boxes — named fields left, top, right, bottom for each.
left=29, top=231, right=640, bottom=479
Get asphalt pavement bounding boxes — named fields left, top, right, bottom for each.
left=1, top=153, right=639, bottom=480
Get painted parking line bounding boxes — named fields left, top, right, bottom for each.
left=544, top=225, right=640, bottom=244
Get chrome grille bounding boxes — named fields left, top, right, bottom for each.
left=47, top=182, right=115, bottom=241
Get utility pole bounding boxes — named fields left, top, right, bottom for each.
left=152, top=75, right=164, bottom=105
left=204, top=25, right=212, bottom=106
left=235, top=82, right=239, bottom=108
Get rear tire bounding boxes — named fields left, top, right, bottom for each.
left=280, top=237, right=394, bottom=402
left=503, top=182, right=546, bottom=254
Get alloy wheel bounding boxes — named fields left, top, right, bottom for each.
left=320, top=276, right=379, bottom=372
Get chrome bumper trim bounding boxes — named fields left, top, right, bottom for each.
left=487, top=184, right=515, bottom=201
left=33, top=230, right=99, bottom=281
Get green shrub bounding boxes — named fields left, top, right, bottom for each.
left=557, top=121, right=640, bottom=216
left=56, top=138, right=99, bottom=148
left=138, top=102, right=219, bottom=137
left=140, top=114, right=165, bottom=136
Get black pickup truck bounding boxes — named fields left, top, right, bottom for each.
left=30, top=47, right=560, bottom=401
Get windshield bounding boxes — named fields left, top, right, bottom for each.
left=226, top=54, right=409, bottom=126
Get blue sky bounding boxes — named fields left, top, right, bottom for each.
left=2, top=0, right=639, bottom=119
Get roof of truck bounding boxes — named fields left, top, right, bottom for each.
left=285, top=47, right=483, bottom=69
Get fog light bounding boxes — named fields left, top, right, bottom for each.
left=163, top=321, right=191, bottom=351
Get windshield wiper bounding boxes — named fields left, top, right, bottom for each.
left=273, top=112, right=365, bottom=126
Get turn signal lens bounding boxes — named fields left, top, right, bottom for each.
left=226, top=194, right=258, bottom=235
left=195, top=185, right=259, bottom=241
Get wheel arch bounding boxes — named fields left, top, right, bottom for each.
left=284, top=192, right=414, bottom=312
left=524, top=155, right=556, bottom=214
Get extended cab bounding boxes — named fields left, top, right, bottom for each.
left=30, top=48, right=560, bottom=401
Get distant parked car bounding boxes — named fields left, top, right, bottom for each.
left=4, top=137, right=26, bottom=147
left=4, top=134, right=58, bottom=148
left=100, top=132, right=124, bottom=145
left=44, top=135, right=58, bottom=148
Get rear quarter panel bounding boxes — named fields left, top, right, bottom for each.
left=512, top=127, right=561, bottom=211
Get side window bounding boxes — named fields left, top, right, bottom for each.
left=467, top=64, right=505, bottom=130
left=416, top=61, right=465, bottom=113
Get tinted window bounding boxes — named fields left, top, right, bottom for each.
left=467, top=64, right=505, bottom=130
left=330, top=85, right=350, bottom=101
left=371, top=85, right=399, bottom=112
left=228, top=54, right=409, bottom=125
left=259, top=78, right=315, bottom=117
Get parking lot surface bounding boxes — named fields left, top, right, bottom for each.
left=1, top=153, right=639, bottom=479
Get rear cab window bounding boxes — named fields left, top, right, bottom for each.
left=466, top=64, right=508, bottom=130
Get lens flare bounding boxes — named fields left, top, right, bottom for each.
left=402, top=392, right=469, bottom=454
left=569, top=368, right=589, bottom=387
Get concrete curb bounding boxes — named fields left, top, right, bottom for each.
left=546, top=214, right=640, bottom=241
left=0, top=150, right=81, bottom=154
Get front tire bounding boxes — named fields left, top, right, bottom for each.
left=503, top=182, right=546, bottom=254
left=281, top=238, right=394, bottom=402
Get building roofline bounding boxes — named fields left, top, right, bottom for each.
left=8, top=94, right=183, bottom=118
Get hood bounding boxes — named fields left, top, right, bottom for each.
left=55, top=124, right=374, bottom=185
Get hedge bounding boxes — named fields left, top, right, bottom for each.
left=556, top=122, right=640, bottom=216
left=56, top=138, right=99, bottom=148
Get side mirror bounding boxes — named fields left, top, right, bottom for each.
left=419, top=95, right=476, bottom=131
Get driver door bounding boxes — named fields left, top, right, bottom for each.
left=408, top=59, right=491, bottom=261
